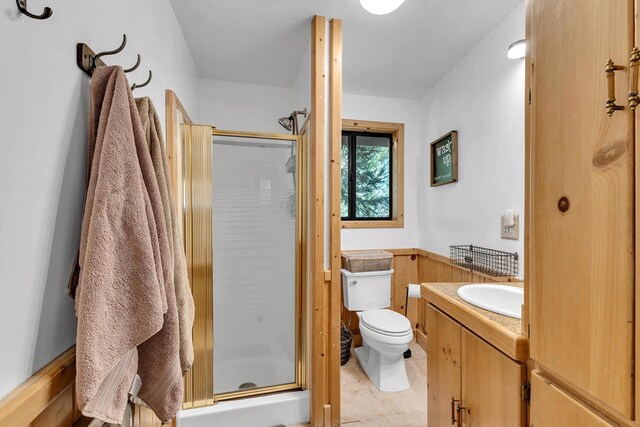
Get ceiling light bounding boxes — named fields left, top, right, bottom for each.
left=507, top=39, right=526, bottom=59
left=360, top=0, right=406, bottom=15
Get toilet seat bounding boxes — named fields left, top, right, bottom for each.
left=358, top=309, right=412, bottom=337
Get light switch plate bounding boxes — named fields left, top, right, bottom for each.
left=501, top=215, right=520, bottom=240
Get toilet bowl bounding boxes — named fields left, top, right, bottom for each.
left=355, top=309, right=413, bottom=392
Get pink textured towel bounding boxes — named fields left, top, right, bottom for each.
left=75, top=66, right=183, bottom=424
left=136, top=96, right=194, bottom=375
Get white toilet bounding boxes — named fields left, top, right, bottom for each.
left=342, top=269, right=413, bottom=392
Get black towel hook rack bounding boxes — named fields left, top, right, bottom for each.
left=131, top=71, right=152, bottom=91
left=77, top=34, right=144, bottom=78
left=92, top=34, right=127, bottom=69
left=124, top=54, right=141, bottom=74
left=16, top=0, right=52, bottom=20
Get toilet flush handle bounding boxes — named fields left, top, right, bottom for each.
left=349, top=280, right=358, bottom=286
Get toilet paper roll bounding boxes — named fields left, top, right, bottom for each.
left=408, top=284, right=421, bottom=299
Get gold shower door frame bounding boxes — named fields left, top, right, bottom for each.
left=180, top=125, right=306, bottom=408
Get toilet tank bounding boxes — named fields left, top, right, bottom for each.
left=342, top=269, right=394, bottom=311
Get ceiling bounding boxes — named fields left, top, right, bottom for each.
left=169, top=0, right=522, bottom=99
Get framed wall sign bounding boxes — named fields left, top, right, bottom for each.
left=430, top=130, right=458, bottom=187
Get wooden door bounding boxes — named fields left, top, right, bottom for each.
left=426, top=305, right=462, bottom=427
left=460, top=330, right=525, bottom=427
left=530, top=371, right=614, bottom=427
left=529, top=0, right=635, bottom=418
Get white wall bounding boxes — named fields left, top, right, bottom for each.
left=418, top=2, right=525, bottom=274
left=292, top=43, right=312, bottom=117
left=196, top=79, right=298, bottom=133
left=341, top=94, right=422, bottom=250
left=0, top=0, right=198, bottom=398
left=195, top=40, right=311, bottom=134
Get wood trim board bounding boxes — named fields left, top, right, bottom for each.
left=328, top=18, right=343, bottom=427
left=310, top=15, right=328, bottom=427
left=165, top=89, right=193, bottom=234
left=0, top=347, right=76, bottom=427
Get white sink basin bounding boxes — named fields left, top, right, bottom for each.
left=456, top=284, right=524, bottom=319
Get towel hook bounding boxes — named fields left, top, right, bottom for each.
left=16, top=0, right=52, bottom=19
left=131, top=70, right=152, bottom=91
left=93, top=34, right=127, bottom=69
left=124, top=54, right=141, bottom=73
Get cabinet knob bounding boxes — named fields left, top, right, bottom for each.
left=558, top=196, right=570, bottom=213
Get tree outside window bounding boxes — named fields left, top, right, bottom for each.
left=341, top=132, right=392, bottom=220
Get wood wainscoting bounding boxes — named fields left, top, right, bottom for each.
left=341, top=248, right=519, bottom=351
left=0, top=347, right=172, bottom=427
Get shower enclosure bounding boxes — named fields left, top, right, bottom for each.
left=211, top=130, right=303, bottom=399
left=178, top=125, right=305, bottom=407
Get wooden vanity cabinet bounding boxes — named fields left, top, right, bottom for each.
left=460, top=329, right=525, bottom=426
left=426, top=305, right=461, bottom=426
left=426, top=305, right=526, bottom=427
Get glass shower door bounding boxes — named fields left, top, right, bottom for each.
left=211, top=131, right=301, bottom=399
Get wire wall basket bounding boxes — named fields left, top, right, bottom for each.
left=449, top=245, right=518, bottom=277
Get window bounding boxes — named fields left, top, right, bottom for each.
left=341, top=132, right=392, bottom=220
left=341, top=120, right=404, bottom=228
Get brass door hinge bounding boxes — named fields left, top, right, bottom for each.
left=521, top=381, right=531, bottom=402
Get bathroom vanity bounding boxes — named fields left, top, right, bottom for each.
left=421, top=283, right=528, bottom=427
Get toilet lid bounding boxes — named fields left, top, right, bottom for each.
left=359, top=309, right=412, bottom=336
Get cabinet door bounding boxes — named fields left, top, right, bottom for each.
left=530, top=371, right=614, bottom=427
left=529, top=0, right=635, bottom=418
left=460, top=330, right=525, bottom=427
left=426, top=305, right=462, bottom=427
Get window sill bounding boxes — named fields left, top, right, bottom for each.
left=341, top=219, right=404, bottom=229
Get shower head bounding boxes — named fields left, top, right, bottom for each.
left=278, top=108, right=307, bottom=134
left=278, top=116, right=293, bottom=132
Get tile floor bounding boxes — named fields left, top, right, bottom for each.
left=340, top=341, right=427, bottom=427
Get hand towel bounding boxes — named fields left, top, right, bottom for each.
left=136, top=96, right=195, bottom=375
left=75, top=66, right=182, bottom=424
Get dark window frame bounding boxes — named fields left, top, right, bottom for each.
left=341, top=130, right=393, bottom=221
